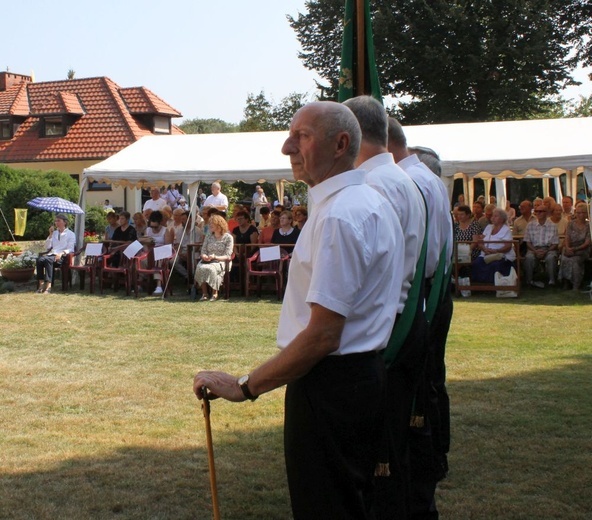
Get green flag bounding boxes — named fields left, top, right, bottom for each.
left=338, top=0, right=382, bottom=103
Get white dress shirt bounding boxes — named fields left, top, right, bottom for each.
left=398, top=154, right=453, bottom=278
left=362, top=153, right=427, bottom=313
left=204, top=193, right=229, bottom=209
left=277, top=169, right=404, bottom=355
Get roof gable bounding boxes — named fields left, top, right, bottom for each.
left=0, top=76, right=183, bottom=163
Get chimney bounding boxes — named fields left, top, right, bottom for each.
left=0, top=72, right=31, bottom=92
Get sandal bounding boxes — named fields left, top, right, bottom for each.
left=209, top=295, right=218, bottom=302
left=200, top=295, right=209, bottom=301
left=42, top=288, right=51, bottom=294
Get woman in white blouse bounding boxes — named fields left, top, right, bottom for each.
left=471, top=208, right=516, bottom=283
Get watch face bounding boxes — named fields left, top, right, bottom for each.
left=238, top=375, right=249, bottom=386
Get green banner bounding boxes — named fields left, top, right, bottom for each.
left=338, top=0, right=382, bottom=103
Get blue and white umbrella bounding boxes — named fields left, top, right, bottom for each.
left=27, top=197, right=84, bottom=215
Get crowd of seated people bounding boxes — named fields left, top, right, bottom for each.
left=452, top=194, right=591, bottom=292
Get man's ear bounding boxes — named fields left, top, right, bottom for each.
left=334, top=132, right=351, bottom=158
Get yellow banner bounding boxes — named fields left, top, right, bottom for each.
left=14, top=208, right=27, bottom=236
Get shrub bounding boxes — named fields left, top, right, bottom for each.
left=0, top=167, right=79, bottom=240
left=85, top=206, right=108, bottom=234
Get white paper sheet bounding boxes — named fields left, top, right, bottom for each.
left=85, top=243, right=103, bottom=256
left=260, top=245, right=281, bottom=262
left=153, top=244, right=173, bottom=261
left=123, top=240, right=143, bottom=259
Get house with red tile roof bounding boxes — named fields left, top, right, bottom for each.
left=0, top=71, right=183, bottom=210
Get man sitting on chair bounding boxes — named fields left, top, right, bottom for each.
left=36, top=213, right=76, bottom=294
left=523, top=206, right=559, bottom=288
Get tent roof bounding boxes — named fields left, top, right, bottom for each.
left=82, top=117, right=592, bottom=187
left=402, top=117, right=592, bottom=178
left=82, top=131, right=294, bottom=188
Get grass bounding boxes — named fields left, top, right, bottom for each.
left=0, top=285, right=591, bottom=519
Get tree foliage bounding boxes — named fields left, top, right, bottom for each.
left=289, top=0, right=584, bottom=123
left=178, top=118, right=238, bottom=134
left=0, top=167, right=79, bottom=240
left=239, top=91, right=308, bottom=131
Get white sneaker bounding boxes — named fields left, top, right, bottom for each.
left=153, top=286, right=163, bottom=295
left=530, top=281, right=545, bottom=289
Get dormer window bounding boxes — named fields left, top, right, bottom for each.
left=153, top=115, right=171, bottom=134
left=0, top=119, right=10, bottom=139
left=43, top=117, right=64, bottom=137
left=0, top=117, right=23, bottom=140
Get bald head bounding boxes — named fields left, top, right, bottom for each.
left=282, top=101, right=362, bottom=186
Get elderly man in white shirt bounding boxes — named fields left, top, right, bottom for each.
left=142, top=187, right=167, bottom=214
left=344, top=96, right=428, bottom=519
left=203, top=182, right=229, bottom=213
left=388, top=118, right=454, bottom=520
left=194, top=101, right=405, bottom=520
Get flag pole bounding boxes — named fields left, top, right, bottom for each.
left=356, top=0, right=365, bottom=96
left=0, top=208, right=16, bottom=241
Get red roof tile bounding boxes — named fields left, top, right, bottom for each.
left=119, top=87, right=182, bottom=116
left=0, top=83, right=30, bottom=116
left=0, top=75, right=183, bottom=163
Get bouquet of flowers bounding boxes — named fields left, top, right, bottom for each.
left=0, top=250, right=37, bottom=269
left=0, top=242, right=21, bottom=253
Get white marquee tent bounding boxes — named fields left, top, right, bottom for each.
left=78, top=117, right=592, bottom=243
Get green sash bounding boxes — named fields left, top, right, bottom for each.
left=382, top=231, right=428, bottom=368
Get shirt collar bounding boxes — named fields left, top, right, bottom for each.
left=358, top=152, right=395, bottom=172
left=397, top=154, right=420, bottom=169
left=308, top=169, right=366, bottom=206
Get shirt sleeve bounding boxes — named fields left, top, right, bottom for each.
left=306, top=215, right=371, bottom=318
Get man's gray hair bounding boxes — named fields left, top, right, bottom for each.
left=211, top=182, right=221, bottom=190
left=316, top=102, right=362, bottom=162
left=387, top=117, right=407, bottom=148
left=410, top=146, right=442, bottom=177
left=343, top=96, right=387, bottom=147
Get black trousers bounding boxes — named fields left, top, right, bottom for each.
left=408, top=288, right=453, bottom=520
left=375, top=308, right=429, bottom=520
left=36, top=254, right=62, bottom=283
left=284, top=351, right=386, bottom=520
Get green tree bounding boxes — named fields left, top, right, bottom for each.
left=239, top=91, right=308, bottom=131
left=289, top=0, right=582, bottom=123
left=0, top=168, right=79, bottom=241
left=178, top=118, right=238, bottom=134
left=567, top=94, right=592, bottom=117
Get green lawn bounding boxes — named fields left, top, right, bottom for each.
left=0, top=287, right=590, bottom=519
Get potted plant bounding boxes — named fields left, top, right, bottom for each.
left=0, top=242, right=22, bottom=258
left=83, top=231, right=100, bottom=243
left=0, top=250, right=37, bottom=283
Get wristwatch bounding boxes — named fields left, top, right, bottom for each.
left=237, top=374, right=258, bottom=401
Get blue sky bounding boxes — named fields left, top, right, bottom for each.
left=6, top=0, right=591, bottom=125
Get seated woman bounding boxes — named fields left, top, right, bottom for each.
left=271, top=210, right=300, bottom=253
left=259, top=210, right=281, bottom=244
left=132, top=212, right=147, bottom=238
left=471, top=208, right=516, bottom=283
left=104, top=211, right=119, bottom=240
left=112, top=211, right=137, bottom=242
left=110, top=211, right=138, bottom=267
left=194, top=215, right=234, bottom=302
left=559, top=202, right=591, bottom=291
left=36, top=214, right=76, bottom=293
left=143, top=211, right=174, bottom=295
left=232, top=210, right=259, bottom=245
left=292, top=206, right=308, bottom=230
left=454, top=205, right=482, bottom=263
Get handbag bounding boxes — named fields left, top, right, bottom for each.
left=483, top=252, right=504, bottom=264
left=494, top=267, right=518, bottom=298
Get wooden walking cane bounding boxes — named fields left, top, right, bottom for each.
left=201, top=386, right=221, bottom=520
